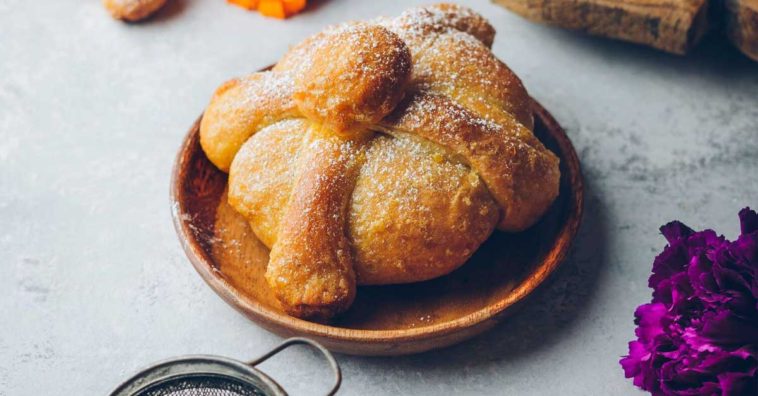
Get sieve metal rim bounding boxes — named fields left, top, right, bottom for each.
left=110, top=338, right=341, bottom=396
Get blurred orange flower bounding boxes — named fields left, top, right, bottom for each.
left=228, top=0, right=307, bottom=19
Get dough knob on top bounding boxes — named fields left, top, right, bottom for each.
left=293, top=23, right=412, bottom=136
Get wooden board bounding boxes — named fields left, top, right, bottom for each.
left=492, top=0, right=711, bottom=54
left=725, top=0, right=758, bottom=61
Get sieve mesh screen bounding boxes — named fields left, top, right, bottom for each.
left=135, top=375, right=267, bottom=396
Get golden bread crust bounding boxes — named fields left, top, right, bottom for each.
left=348, top=134, right=499, bottom=284
left=230, top=123, right=499, bottom=286
left=273, top=22, right=356, bottom=75
left=383, top=3, right=496, bottom=48
left=293, top=24, right=412, bottom=135
left=202, top=3, right=561, bottom=319
left=200, top=73, right=298, bottom=172
left=228, top=119, right=307, bottom=248
left=266, top=128, right=367, bottom=320
left=410, top=31, right=535, bottom=131
left=380, top=92, right=559, bottom=231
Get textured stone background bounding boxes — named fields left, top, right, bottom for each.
left=1, top=0, right=756, bottom=395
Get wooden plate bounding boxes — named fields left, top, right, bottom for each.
left=171, top=99, right=583, bottom=356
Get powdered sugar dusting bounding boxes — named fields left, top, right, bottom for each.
left=377, top=3, right=494, bottom=47
left=210, top=4, right=559, bottom=300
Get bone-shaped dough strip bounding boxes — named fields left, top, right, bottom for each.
left=379, top=92, right=559, bottom=231
left=200, top=72, right=298, bottom=172
left=262, top=24, right=411, bottom=319
left=266, top=129, right=368, bottom=320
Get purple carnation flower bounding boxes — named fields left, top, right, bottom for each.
left=620, top=208, right=758, bottom=395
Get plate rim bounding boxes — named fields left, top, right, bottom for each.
left=170, top=98, right=584, bottom=346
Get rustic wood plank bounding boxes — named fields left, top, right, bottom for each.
left=492, top=0, right=711, bottom=54
left=725, top=0, right=758, bottom=61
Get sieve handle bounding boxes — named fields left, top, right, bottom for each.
left=249, top=337, right=341, bottom=396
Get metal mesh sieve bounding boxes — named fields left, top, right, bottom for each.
left=134, top=375, right=266, bottom=396
left=111, top=338, right=341, bottom=396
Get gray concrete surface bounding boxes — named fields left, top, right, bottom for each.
left=1, top=0, right=756, bottom=394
